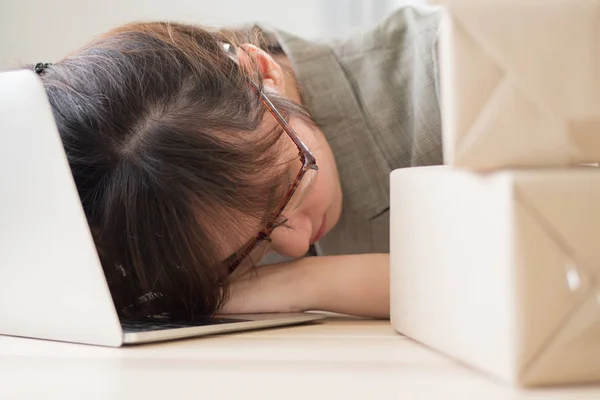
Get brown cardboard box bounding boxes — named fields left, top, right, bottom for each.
left=390, top=166, right=600, bottom=387
left=436, top=0, right=600, bottom=169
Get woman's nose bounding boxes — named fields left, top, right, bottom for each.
left=268, top=214, right=312, bottom=259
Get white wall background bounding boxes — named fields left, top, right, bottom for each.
left=0, top=0, right=427, bottom=70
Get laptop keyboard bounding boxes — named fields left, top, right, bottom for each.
left=120, top=316, right=247, bottom=333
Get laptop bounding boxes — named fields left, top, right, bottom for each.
left=0, top=69, right=325, bottom=347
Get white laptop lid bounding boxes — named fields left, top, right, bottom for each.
left=0, top=70, right=123, bottom=346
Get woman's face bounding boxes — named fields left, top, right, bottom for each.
left=224, top=44, right=343, bottom=263
left=267, top=115, right=342, bottom=259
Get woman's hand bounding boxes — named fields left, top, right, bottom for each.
left=220, top=253, right=390, bottom=319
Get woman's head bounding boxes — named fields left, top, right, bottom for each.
left=32, top=21, right=342, bottom=317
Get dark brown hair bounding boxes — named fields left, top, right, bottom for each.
left=31, top=22, right=307, bottom=318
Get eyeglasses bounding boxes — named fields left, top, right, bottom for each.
left=221, top=43, right=319, bottom=274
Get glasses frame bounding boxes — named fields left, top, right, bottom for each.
left=221, top=43, right=318, bottom=274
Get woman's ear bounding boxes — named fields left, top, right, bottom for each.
left=236, top=43, right=286, bottom=95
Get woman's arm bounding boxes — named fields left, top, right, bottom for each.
left=220, top=253, right=390, bottom=319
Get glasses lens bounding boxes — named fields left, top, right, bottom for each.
left=281, top=167, right=317, bottom=217
left=236, top=238, right=272, bottom=272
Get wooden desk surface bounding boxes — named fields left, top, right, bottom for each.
left=1, top=315, right=599, bottom=399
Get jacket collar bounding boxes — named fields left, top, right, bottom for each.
left=271, top=29, right=391, bottom=218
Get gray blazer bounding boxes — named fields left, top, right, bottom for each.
left=266, top=5, right=443, bottom=257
